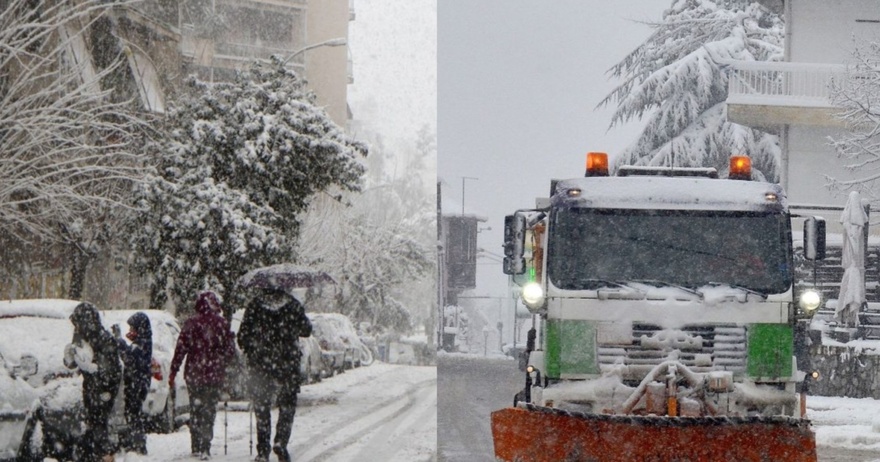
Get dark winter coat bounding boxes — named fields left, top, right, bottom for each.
left=117, top=312, right=153, bottom=402
left=64, top=302, right=123, bottom=409
left=170, top=293, right=236, bottom=387
left=237, top=290, right=312, bottom=380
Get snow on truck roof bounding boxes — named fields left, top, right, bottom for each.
left=551, top=175, right=787, bottom=212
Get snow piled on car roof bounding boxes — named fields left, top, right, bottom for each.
left=0, top=299, right=80, bottom=319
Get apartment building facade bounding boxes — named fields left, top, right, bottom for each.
left=726, top=0, right=879, bottom=214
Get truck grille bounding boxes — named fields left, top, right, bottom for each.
left=597, top=324, right=747, bottom=374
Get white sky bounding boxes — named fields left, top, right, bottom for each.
left=438, top=0, right=669, bottom=297
left=348, top=0, right=437, bottom=177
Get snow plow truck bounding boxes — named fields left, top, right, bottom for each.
left=494, top=153, right=823, bottom=461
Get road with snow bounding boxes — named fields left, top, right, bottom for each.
left=117, top=362, right=436, bottom=462
left=438, top=354, right=880, bottom=462
left=438, top=353, right=520, bottom=462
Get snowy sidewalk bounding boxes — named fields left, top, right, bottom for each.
left=112, top=362, right=436, bottom=462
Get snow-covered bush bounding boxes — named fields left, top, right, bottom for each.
left=132, top=57, right=367, bottom=311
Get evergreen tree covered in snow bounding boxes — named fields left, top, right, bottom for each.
left=133, top=58, right=367, bottom=310
left=600, top=0, right=783, bottom=179
left=828, top=40, right=880, bottom=205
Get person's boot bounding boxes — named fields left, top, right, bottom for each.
left=272, top=444, right=291, bottom=462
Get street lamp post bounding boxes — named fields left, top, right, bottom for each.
left=281, top=37, right=347, bottom=66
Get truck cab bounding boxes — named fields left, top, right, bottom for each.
left=503, top=153, right=825, bottom=417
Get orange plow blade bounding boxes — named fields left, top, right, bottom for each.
left=492, top=405, right=817, bottom=462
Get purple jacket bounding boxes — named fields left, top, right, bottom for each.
left=170, top=293, right=235, bottom=387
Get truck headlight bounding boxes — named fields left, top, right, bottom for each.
left=799, top=289, right=821, bottom=314
left=522, top=282, right=544, bottom=309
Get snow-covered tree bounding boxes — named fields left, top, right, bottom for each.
left=828, top=40, right=880, bottom=206
left=600, top=0, right=783, bottom=179
left=132, top=58, right=367, bottom=311
left=298, top=127, right=435, bottom=333
left=0, top=0, right=150, bottom=297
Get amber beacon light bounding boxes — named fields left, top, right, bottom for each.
left=585, top=152, right=609, bottom=177
left=729, top=155, right=751, bottom=180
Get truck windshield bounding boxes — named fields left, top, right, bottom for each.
left=547, top=208, right=792, bottom=294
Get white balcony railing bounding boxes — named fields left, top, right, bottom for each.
left=727, top=61, right=847, bottom=108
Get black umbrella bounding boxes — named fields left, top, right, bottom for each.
left=237, top=263, right=336, bottom=291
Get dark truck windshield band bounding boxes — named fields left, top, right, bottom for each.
left=548, top=208, right=792, bottom=294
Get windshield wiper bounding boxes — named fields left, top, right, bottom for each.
left=705, top=282, right=768, bottom=300
left=578, top=278, right=643, bottom=292
left=628, top=279, right=704, bottom=300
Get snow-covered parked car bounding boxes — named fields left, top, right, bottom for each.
left=308, top=313, right=373, bottom=372
left=0, top=299, right=187, bottom=460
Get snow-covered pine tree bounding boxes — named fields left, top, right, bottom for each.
left=828, top=39, right=880, bottom=206
left=599, top=0, right=784, bottom=180
left=132, top=57, right=367, bottom=311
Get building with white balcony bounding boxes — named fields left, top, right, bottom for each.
left=179, top=0, right=354, bottom=127
left=726, top=0, right=879, bottom=212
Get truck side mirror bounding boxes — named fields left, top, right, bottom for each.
left=503, top=214, right=526, bottom=275
left=804, top=217, right=826, bottom=261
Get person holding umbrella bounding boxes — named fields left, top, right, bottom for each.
left=237, top=286, right=313, bottom=462
left=169, top=291, right=236, bottom=461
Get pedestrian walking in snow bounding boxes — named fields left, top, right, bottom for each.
left=63, top=302, right=123, bottom=462
left=169, top=291, right=236, bottom=461
left=113, top=312, right=152, bottom=455
left=237, top=287, right=312, bottom=462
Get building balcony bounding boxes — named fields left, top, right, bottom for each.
left=726, top=61, right=847, bottom=128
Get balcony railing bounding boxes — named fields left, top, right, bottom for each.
left=727, top=61, right=847, bottom=108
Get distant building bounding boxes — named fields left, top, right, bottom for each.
left=178, top=0, right=353, bottom=127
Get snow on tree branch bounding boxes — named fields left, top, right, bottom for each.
left=599, top=0, right=783, bottom=179
left=0, top=0, right=150, bottom=245
left=828, top=40, right=880, bottom=207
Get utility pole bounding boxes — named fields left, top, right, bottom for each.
left=437, top=181, right=444, bottom=350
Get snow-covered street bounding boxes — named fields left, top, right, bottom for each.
left=112, top=363, right=436, bottom=462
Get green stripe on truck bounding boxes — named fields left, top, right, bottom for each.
left=747, top=323, right=793, bottom=378
left=546, top=319, right=598, bottom=378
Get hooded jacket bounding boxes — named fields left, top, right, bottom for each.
left=64, top=302, right=122, bottom=405
left=117, top=312, right=153, bottom=398
left=237, top=289, right=312, bottom=380
left=170, top=291, right=236, bottom=387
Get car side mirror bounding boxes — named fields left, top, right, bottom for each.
left=11, top=354, right=38, bottom=378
